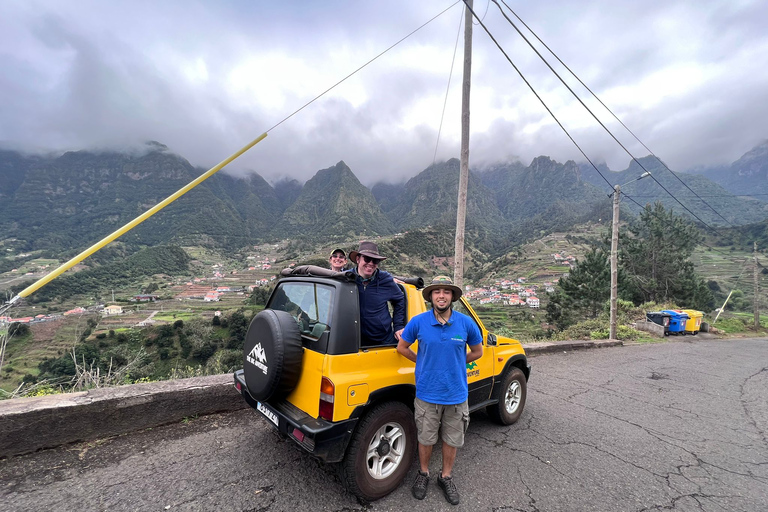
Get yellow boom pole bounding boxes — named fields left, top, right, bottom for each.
left=712, top=290, right=733, bottom=324
left=2, top=133, right=267, bottom=312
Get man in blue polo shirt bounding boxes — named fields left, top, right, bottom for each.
left=396, top=276, right=482, bottom=505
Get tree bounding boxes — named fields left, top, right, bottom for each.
left=248, top=286, right=272, bottom=306
left=8, top=322, right=31, bottom=337
left=228, top=310, right=249, bottom=344
left=619, top=202, right=713, bottom=309
left=557, top=247, right=612, bottom=319
left=545, top=290, right=577, bottom=330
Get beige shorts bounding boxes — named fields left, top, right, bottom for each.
left=414, top=397, right=469, bottom=448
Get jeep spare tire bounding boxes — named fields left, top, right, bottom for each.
left=243, top=309, right=303, bottom=402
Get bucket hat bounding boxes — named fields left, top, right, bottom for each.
left=349, top=241, right=387, bottom=263
left=422, top=275, right=463, bottom=302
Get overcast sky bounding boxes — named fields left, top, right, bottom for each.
left=1, top=0, right=767, bottom=186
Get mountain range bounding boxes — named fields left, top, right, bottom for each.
left=1, top=140, right=767, bottom=258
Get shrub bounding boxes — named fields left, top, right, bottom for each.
left=8, top=322, right=31, bottom=337
left=192, top=341, right=216, bottom=362
left=207, top=349, right=241, bottom=373
left=560, top=319, right=606, bottom=340
left=588, top=325, right=640, bottom=341
left=617, top=325, right=641, bottom=341
left=225, top=336, right=243, bottom=350
left=27, top=385, right=60, bottom=397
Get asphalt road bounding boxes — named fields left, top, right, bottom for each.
left=1, top=338, right=766, bottom=511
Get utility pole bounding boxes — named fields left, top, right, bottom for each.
left=610, top=185, right=620, bottom=340
left=609, top=172, right=650, bottom=340
left=755, top=241, right=760, bottom=328
left=453, top=0, right=472, bottom=288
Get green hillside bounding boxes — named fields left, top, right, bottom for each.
left=280, top=161, right=394, bottom=239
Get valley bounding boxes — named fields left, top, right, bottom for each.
left=1, top=141, right=767, bottom=395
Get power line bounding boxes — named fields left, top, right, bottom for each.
left=472, top=0, right=491, bottom=24
left=482, top=0, right=726, bottom=236
left=267, top=1, right=461, bottom=134
left=459, top=0, right=615, bottom=192
left=629, top=194, right=768, bottom=198
left=620, top=194, right=737, bottom=259
left=433, top=7, right=465, bottom=165
left=496, top=0, right=735, bottom=228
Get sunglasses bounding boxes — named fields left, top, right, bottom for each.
left=331, top=254, right=345, bottom=259
left=361, top=255, right=379, bottom=264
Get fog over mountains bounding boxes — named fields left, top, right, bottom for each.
left=1, top=140, right=767, bottom=256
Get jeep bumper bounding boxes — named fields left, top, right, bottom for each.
left=233, top=370, right=357, bottom=463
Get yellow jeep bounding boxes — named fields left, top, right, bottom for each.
left=234, top=266, right=530, bottom=502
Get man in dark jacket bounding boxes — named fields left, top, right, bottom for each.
left=348, top=241, right=405, bottom=345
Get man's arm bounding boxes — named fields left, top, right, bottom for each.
left=389, top=281, right=406, bottom=341
left=466, top=342, right=483, bottom=364
left=396, top=338, right=417, bottom=363
left=466, top=316, right=483, bottom=363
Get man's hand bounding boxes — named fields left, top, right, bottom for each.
left=394, top=328, right=404, bottom=341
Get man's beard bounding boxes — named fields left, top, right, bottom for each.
left=434, top=303, right=451, bottom=314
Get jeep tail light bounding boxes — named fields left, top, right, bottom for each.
left=319, top=377, right=334, bottom=421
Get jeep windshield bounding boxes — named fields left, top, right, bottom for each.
left=268, top=281, right=334, bottom=340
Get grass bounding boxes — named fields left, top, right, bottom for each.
left=710, top=313, right=768, bottom=335
left=152, top=312, right=198, bottom=322
left=468, top=304, right=549, bottom=341
left=1, top=332, right=38, bottom=390
left=632, top=333, right=664, bottom=344
left=0, top=315, right=95, bottom=392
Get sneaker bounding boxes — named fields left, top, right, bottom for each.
left=412, top=470, right=429, bottom=500
left=437, top=473, right=460, bottom=505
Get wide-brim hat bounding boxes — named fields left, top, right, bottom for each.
left=349, top=241, right=387, bottom=263
left=329, top=248, right=346, bottom=258
left=422, top=275, right=463, bottom=302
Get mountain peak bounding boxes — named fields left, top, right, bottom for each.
left=735, top=140, right=768, bottom=165
left=279, top=162, right=393, bottom=238
left=145, top=141, right=169, bottom=152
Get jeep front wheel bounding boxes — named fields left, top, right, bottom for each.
left=340, top=401, right=416, bottom=502
left=487, top=366, right=527, bottom=425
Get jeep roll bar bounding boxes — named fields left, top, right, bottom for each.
left=280, top=265, right=355, bottom=281
left=280, top=265, right=424, bottom=288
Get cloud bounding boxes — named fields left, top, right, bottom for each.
left=1, top=0, right=767, bottom=187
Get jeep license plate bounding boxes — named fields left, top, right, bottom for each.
left=256, top=401, right=279, bottom=427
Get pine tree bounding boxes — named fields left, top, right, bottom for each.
left=557, top=247, right=611, bottom=319
left=619, top=202, right=713, bottom=309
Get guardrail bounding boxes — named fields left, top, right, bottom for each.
left=0, top=374, right=246, bottom=458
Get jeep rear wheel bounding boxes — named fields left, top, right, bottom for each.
left=340, top=401, right=416, bottom=502
left=487, top=366, right=527, bottom=425
left=242, top=309, right=303, bottom=402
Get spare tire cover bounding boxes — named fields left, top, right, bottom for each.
left=243, top=309, right=303, bottom=402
